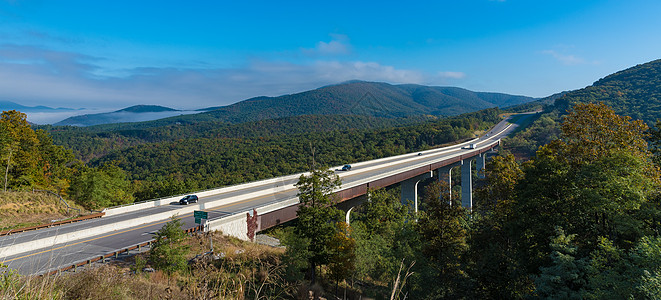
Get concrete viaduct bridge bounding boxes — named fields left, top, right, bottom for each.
left=0, top=117, right=520, bottom=275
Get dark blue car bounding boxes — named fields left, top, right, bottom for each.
left=179, top=195, right=198, bottom=205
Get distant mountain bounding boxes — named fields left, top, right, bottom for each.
left=116, top=105, right=178, bottom=113
left=173, top=81, right=537, bottom=125
left=50, top=81, right=537, bottom=128
left=0, top=101, right=76, bottom=113
left=55, top=105, right=194, bottom=126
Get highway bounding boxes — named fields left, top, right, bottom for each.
left=0, top=114, right=529, bottom=275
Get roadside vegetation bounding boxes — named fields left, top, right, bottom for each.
left=0, top=191, right=87, bottom=231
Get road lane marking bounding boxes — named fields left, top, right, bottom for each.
left=2, top=216, right=180, bottom=263
left=2, top=188, right=296, bottom=264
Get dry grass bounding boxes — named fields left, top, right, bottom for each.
left=1, top=231, right=299, bottom=299
left=0, top=191, right=87, bottom=231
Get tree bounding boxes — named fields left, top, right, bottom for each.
left=327, top=222, right=356, bottom=295
left=510, top=103, right=660, bottom=273
left=416, top=181, right=470, bottom=298
left=468, top=154, right=532, bottom=298
left=149, top=216, right=190, bottom=276
left=583, top=236, right=661, bottom=299
left=281, top=228, right=312, bottom=282
left=352, top=188, right=415, bottom=283
left=559, top=102, right=650, bottom=166
left=68, top=162, right=134, bottom=210
left=0, top=110, right=40, bottom=190
left=534, top=227, right=588, bottom=299
left=474, top=153, right=523, bottom=213
left=294, top=167, right=343, bottom=283
left=0, top=110, right=76, bottom=192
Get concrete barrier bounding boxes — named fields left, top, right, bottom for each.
left=103, top=173, right=304, bottom=217
left=206, top=198, right=299, bottom=240
left=0, top=183, right=298, bottom=257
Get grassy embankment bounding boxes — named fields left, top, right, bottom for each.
left=0, top=191, right=88, bottom=231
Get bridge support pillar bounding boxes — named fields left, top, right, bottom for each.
left=476, top=153, right=486, bottom=179
left=345, top=207, right=354, bottom=225
left=461, top=158, right=473, bottom=209
left=437, top=162, right=461, bottom=204
left=401, top=171, right=433, bottom=213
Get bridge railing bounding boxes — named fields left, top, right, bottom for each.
left=99, top=136, right=487, bottom=217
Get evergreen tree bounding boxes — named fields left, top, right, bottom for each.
left=149, top=216, right=190, bottom=275
left=534, top=227, right=588, bottom=299
left=416, top=181, right=469, bottom=298
left=294, top=167, right=343, bottom=283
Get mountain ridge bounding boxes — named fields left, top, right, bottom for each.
left=54, top=105, right=194, bottom=126
left=172, top=81, right=537, bottom=125
left=0, top=101, right=77, bottom=112
left=51, top=81, right=536, bottom=127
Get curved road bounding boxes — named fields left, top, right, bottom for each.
left=0, top=113, right=534, bottom=275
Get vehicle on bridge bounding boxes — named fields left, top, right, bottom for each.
left=341, top=164, right=352, bottom=171
left=179, top=194, right=198, bottom=205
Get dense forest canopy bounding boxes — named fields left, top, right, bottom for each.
left=2, top=107, right=502, bottom=207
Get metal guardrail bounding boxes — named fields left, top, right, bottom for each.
left=41, top=224, right=204, bottom=276
left=0, top=212, right=105, bottom=236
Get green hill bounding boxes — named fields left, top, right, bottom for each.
left=117, top=105, right=178, bottom=113
left=551, top=59, right=661, bottom=125
left=506, top=58, right=661, bottom=157
left=196, top=81, right=535, bottom=123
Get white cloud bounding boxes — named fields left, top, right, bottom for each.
left=0, top=44, right=425, bottom=111
left=302, top=34, right=351, bottom=56
left=438, top=71, right=466, bottom=79
left=542, top=49, right=585, bottom=65
left=314, top=61, right=424, bottom=83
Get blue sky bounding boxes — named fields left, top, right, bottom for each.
left=1, top=0, right=660, bottom=113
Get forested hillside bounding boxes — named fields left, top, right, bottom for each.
left=93, top=109, right=501, bottom=200
left=506, top=59, right=661, bottom=157
left=41, top=114, right=430, bottom=161
left=190, top=81, right=535, bottom=123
